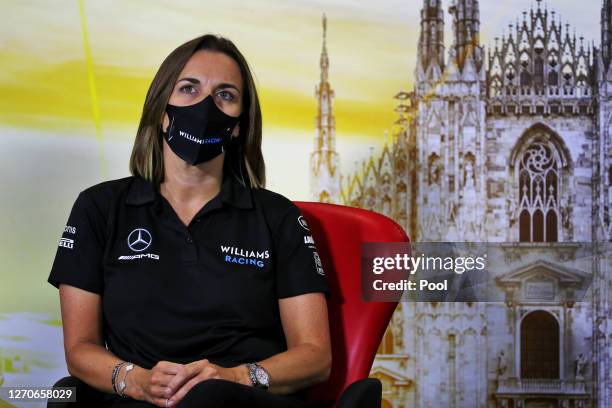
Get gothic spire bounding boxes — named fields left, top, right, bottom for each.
left=314, top=13, right=335, bottom=155
left=319, top=13, right=329, bottom=83
left=602, top=0, right=612, bottom=68
left=311, top=13, right=340, bottom=203
left=449, top=0, right=482, bottom=70
left=417, top=0, right=445, bottom=74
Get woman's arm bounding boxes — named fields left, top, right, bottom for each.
left=256, top=292, right=332, bottom=394
left=60, top=283, right=120, bottom=394
left=59, top=284, right=174, bottom=406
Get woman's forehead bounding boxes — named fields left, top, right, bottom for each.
left=179, top=50, right=243, bottom=88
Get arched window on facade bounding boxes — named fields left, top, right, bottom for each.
left=520, top=310, right=560, bottom=379
left=520, top=70, right=532, bottom=87
left=518, top=140, right=560, bottom=242
left=534, top=57, right=544, bottom=86
left=548, top=70, right=559, bottom=86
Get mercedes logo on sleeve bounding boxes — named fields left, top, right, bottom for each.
left=127, top=228, right=152, bottom=252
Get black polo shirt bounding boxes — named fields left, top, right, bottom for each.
left=48, top=174, right=329, bottom=369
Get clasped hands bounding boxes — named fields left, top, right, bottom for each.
left=130, top=359, right=250, bottom=407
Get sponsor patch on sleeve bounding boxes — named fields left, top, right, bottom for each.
left=58, top=237, right=74, bottom=249
left=313, top=252, right=325, bottom=276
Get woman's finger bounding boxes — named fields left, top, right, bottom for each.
left=154, top=361, right=184, bottom=375
left=167, top=376, right=204, bottom=407
left=148, top=395, right=171, bottom=407
left=168, top=366, right=220, bottom=406
left=165, top=363, right=199, bottom=394
left=150, top=371, right=176, bottom=389
left=147, top=384, right=174, bottom=399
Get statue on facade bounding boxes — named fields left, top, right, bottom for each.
left=496, top=349, right=508, bottom=379
left=574, top=353, right=588, bottom=380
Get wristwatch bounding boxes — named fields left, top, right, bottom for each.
left=246, top=362, right=270, bottom=390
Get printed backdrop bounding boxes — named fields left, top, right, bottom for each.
left=0, top=1, right=600, bottom=407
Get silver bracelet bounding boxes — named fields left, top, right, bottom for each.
left=111, top=361, right=128, bottom=394
left=117, top=363, right=134, bottom=398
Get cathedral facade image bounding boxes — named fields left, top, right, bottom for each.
left=310, top=1, right=612, bottom=407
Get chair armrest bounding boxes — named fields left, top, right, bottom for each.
left=48, top=375, right=105, bottom=408
left=336, top=378, right=382, bottom=408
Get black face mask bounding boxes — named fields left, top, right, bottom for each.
left=164, top=95, right=241, bottom=165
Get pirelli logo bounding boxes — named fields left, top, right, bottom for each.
left=58, top=237, right=74, bottom=249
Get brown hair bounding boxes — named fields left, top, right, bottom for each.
left=129, top=34, right=265, bottom=188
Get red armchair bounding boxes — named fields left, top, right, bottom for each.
left=294, top=202, right=410, bottom=407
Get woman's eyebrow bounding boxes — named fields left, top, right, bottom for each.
left=215, top=83, right=241, bottom=94
left=176, top=77, right=200, bottom=84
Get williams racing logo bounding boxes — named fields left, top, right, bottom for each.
left=221, top=245, right=269, bottom=269
left=118, top=228, right=159, bottom=261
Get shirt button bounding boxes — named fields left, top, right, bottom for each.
left=186, top=235, right=193, bottom=244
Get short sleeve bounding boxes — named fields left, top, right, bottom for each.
left=273, top=204, right=330, bottom=299
left=47, top=191, right=105, bottom=294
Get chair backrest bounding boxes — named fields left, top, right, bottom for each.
left=294, top=202, right=410, bottom=406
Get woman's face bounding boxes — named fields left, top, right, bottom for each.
left=162, top=49, right=244, bottom=135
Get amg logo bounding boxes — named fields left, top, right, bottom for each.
left=118, top=254, right=160, bottom=260
left=59, top=237, right=74, bottom=249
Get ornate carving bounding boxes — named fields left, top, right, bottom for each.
left=487, top=0, right=593, bottom=105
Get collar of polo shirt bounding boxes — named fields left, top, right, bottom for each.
left=125, top=174, right=253, bottom=209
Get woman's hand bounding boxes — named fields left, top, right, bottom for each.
left=126, top=361, right=186, bottom=407
left=164, top=359, right=250, bottom=407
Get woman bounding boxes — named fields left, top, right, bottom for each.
left=48, top=34, right=331, bottom=407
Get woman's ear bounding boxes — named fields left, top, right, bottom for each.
left=231, top=123, right=240, bottom=138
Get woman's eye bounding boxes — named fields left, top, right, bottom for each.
left=217, top=91, right=234, bottom=101
left=179, top=85, right=197, bottom=95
